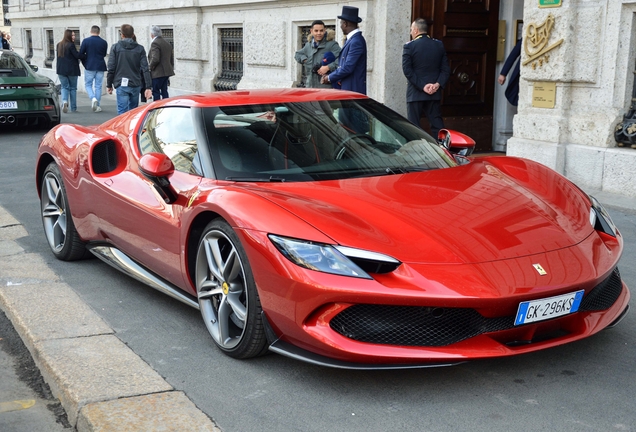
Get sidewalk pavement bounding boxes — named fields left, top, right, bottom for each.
left=0, top=206, right=221, bottom=431
left=1, top=94, right=634, bottom=431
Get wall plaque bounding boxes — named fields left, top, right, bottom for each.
left=532, top=82, right=556, bottom=108
left=539, top=0, right=562, bottom=7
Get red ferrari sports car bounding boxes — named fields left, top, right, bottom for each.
left=36, top=89, right=629, bottom=369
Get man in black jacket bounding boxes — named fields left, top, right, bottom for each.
left=106, top=24, right=152, bottom=114
left=402, top=18, right=450, bottom=138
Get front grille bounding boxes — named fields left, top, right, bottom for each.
left=330, top=267, right=624, bottom=347
left=579, top=267, right=622, bottom=311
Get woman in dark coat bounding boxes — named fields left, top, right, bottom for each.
left=56, top=29, right=82, bottom=113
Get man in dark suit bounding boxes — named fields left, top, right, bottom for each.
left=402, top=18, right=450, bottom=138
left=148, top=25, right=175, bottom=101
left=322, top=6, right=367, bottom=95
left=498, top=39, right=521, bottom=106
left=79, top=25, right=108, bottom=112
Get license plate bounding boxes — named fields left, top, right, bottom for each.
left=0, top=101, right=18, bottom=110
left=514, top=290, right=584, bottom=325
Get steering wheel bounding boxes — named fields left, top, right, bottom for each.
left=334, top=134, right=378, bottom=159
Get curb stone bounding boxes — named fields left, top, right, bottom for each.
left=0, top=207, right=221, bottom=431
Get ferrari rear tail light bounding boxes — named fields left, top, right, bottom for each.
left=43, top=105, right=54, bottom=110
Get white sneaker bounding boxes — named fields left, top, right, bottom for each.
left=91, top=98, right=98, bottom=112
left=62, top=101, right=68, bottom=113
left=95, top=106, right=102, bottom=113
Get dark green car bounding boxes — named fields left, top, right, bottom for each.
left=0, top=49, right=60, bottom=128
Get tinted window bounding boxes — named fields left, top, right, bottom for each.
left=0, top=52, right=29, bottom=77
left=138, top=107, right=201, bottom=175
left=202, top=99, right=457, bottom=182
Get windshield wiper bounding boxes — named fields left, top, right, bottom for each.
left=385, top=167, right=408, bottom=174
left=224, top=176, right=286, bottom=182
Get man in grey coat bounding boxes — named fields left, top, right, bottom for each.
left=106, top=24, right=152, bottom=114
left=294, top=20, right=340, bottom=88
left=148, top=25, right=175, bottom=100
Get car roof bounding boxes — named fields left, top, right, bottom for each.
left=158, top=88, right=369, bottom=109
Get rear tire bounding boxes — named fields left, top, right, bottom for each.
left=195, top=219, right=268, bottom=359
left=40, top=162, right=87, bottom=261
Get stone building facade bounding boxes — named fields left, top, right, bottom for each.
left=508, top=1, right=636, bottom=198
left=5, top=0, right=636, bottom=197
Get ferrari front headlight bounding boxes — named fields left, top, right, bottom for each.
left=269, top=235, right=372, bottom=279
left=589, top=196, right=617, bottom=237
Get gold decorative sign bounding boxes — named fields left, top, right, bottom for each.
left=532, top=82, right=556, bottom=108
left=523, top=13, right=564, bottom=69
left=539, top=0, right=562, bottom=7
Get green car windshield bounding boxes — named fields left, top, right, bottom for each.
left=202, top=99, right=457, bottom=182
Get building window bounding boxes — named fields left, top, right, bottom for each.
left=297, top=24, right=336, bottom=88
left=3, top=0, right=10, bottom=26
left=24, top=30, right=33, bottom=63
left=44, top=30, right=54, bottom=68
left=214, top=28, right=243, bottom=91
left=160, top=27, right=175, bottom=67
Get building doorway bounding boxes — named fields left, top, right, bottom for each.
left=412, top=0, right=501, bottom=152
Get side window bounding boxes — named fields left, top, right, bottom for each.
left=138, top=107, right=200, bottom=175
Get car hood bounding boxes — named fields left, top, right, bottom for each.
left=243, top=158, right=593, bottom=264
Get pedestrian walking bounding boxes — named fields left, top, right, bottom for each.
left=56, top=29, right=82, bottom=113
left=148, top=26, right=175, bottom=100
left=79, top=25, right=108, bottom=112
left=294, top=20, right=340, bottom=88
left=402, top=18, right=450, bottom=137
left=1, top=31, right=10, bottom=50
left=322, top=6, right=367, bottom=95
left=106, top=24, right=152, bottom=114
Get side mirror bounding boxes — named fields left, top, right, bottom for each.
left=139, top=153, right=176, bottom=203
left=30, top=64, right=39, bottom=72
left=437, top=129, right=451, bottom=151
left=438, top=129, right=476, bottom=156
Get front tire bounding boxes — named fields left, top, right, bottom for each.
left=195, top=219, right=268, bottom=359
left=40, top=162, right=87, bottom=260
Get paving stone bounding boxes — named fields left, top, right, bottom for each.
left=0, top=206, right=20, bottom=227
left=77, top=391, right=221, bottom=432
left=31, top=334, right=174, bottom=426
left=0, top=282, right=113, bottom=343
left=0, top=224, right=29, bottom=241
left=0, top=253, right=59, bottom=284
left=0, top=239, right=24, bottom=256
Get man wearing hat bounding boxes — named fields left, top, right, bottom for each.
left=322, top=6, right=367, bottom=95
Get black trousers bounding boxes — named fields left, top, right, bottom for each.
left=407, top=100, right=444, bottom=139
left=152, top=76, right=170, bottom=101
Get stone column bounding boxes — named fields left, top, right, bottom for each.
left=368, top=0, right=410, bottom=116
left=507, top=0, right=636, bottom=197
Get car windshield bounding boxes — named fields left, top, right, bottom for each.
left=202, top=99, right=457, bottom=182
left=0, top=52, right=29, bottom=77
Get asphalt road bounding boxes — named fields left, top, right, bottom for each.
left=1, top=97, right=635, bottom=431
